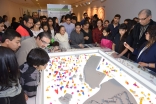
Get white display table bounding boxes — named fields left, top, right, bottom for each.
left=33, top=48, right=156, bottom=104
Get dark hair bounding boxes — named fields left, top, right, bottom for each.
left=114, top=14, right=121, bottom=19
left=103, top=27, right=111, bottom=33
left=71, top=16, right=77, bottom=22
left=65, top=14, right=71, bottom=20
left=0, top=47, right=19, bottom=87
left=102, top=27, right=112, bottom=40
left=124, top=19, right=131, bottom=23
left=47, top=17, right=53, bottom=26
left=104, top=20, right=109, bottom=23
left=119, top=23, right=127, bottom=30
left=133, top=17, right=138, bottom=20
left=23, top=15, right=33, bottom=23
left=3, top=15, right=7, bottom=19
left=19, top=17, right=23, bottom=23
left=83, top=20, right=89, bottom=26
left=75, top=22, right=81, bottom=27
left=52, top=17, right=59, bottom=28
left=33, top=18, right=40, bottom=24
left=42, top=23, right=51, bottom=34
left=40, top=16, right=43, bottom=20
left=42, top=16, right=47, bottom=19
left=83, top=12, right=87, bottom=16
left=59, top=25, right=65, bottom=32
left=23, top=14, right=26, bottom=17
left=0, top=16, right=4, bottom=23
left=60, top=15, right=65, bottom=23
left=84, top=17, right=90, bottom=22
left=12, top=17, right=16, bottom=23
left=19, top=17, right=23, bottom=19
left=27, top=48, right=49, bottom=67
left=97, top=19, right=103, bottom=26
left=126, top=20, right=137, bottom=34
left=37, top=32, right=51, bottom=40
left=52, top=41, right=59, bottom=46
left=1, top=29, right=21, bottom=43
left=146, top=25, right=156, bottom=47
left=71, top=13, right=76, bottom=16
left=118, top=23, right=128, bottom=53
left=32, top=18, right=41, bottom=29
left=93, top=14, right=98, bottom=18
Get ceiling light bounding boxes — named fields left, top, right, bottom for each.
left=75, top=5, right=78, bottom=7
left=36, top=0, right=38, bottom=1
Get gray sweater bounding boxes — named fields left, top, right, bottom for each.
left=70, top=30, right=84, bottom=48
left=16, top=37, right=38, bottom=66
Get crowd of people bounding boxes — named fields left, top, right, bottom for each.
left=0, top=9, right=156, bottom=104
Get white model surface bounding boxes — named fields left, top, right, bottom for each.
left=41, top=49, right=156, bottom=104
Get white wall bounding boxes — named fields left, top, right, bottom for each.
left=0, top=0, right=35, bottom=22
left=73, top=0, right=156, bottom=23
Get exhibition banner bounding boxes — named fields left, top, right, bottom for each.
left=47, top=4, right=71, bottom=23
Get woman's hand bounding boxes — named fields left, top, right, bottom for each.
left=79, top=44, right=84, bottom=48
left=95, top=42, right=100, bottom=47
left=25, top=94, right=28, bottom=101
left=123, top=42, right=130, bottom=49
left=85, top=36, right=89, bottom=40
left=138, top=62, right=148, bottom=67
left=111, top=52, right=120, bottom=58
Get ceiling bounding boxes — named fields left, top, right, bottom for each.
left=8, top=0, right=95, bottom=9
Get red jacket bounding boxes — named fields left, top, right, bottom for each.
left=16, top=25, right=30, bottom=40
left=92, top=27, right=103, bottom=44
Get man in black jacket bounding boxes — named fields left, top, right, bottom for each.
left=130, top=9, right=156, bottom=61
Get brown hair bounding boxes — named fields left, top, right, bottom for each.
left=146, top=25, right=156, bottom=48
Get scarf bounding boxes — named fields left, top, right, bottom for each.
left=0, top=80, right=22, bottom=97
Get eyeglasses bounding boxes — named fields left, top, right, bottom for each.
left=138, top=17, right=148, bottom=21
left=41, top=39, right=50, bottom=46
left=35, top=24, right=40, bottom=26
left=27, top=22, right=34, bottom=25
left=66, top=19, right=71, bottom=21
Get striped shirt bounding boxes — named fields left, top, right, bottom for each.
left=20, top=63, right=40, bottom=97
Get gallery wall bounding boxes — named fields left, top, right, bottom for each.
left=0, top=0, right=35, bottom=22
left=73, top=0, right=156, bottom=23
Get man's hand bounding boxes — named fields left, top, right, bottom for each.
left=84, top=36, right=89, bottom=40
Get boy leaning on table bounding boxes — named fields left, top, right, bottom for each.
left=19, top=48, right=49, bottom=101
